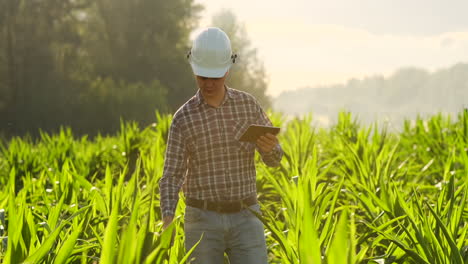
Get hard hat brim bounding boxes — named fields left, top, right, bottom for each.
left=190, top=62, right=231, bottom=78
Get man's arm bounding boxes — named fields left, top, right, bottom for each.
left=254, top=104, right=283, bottom=167
left=162, top=215, right=174, bottom=229
left=159, top=120, right=188, bottom=227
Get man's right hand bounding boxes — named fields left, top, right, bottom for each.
left=162, top=215, right=174, bottom=230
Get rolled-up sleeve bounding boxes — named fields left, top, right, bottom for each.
left=159, top=120, right=188, bottom=218
left=255, top=103, right=284, bottom=167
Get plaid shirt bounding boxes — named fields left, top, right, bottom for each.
left=159, top=87, right=283, bottom=218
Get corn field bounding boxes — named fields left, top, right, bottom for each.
left=0, top=110, right=467, bottom=263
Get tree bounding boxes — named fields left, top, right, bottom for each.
left=0, top=0, right=203, bottom=137
left=0, top=0, right=89, bottom=135
left=82, top=0, right=203, bottom=109
left=211, top=10, right=271, bottom=108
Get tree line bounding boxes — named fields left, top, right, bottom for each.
left=274, top=63, right=468, bottom=129
left=0, top=1, right=269, bottom=138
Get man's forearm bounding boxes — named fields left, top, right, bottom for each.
left=159, top=175, right=183, bottom=219
left=160, top=119, right=187, bottom=218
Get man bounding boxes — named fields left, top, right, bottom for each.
left=159, top=27, right=283, bottom=264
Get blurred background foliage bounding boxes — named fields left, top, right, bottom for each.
left=0, top=0, right=269, bottom=138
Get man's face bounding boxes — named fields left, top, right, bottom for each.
left=196, top=72, right=228, bottom=99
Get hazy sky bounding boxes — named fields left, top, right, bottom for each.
left=194, top=0, right=468, bottom=96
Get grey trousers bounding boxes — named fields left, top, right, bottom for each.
left=184, top=204, right=268, bottom=264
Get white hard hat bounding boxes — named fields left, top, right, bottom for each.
left=188, top=27, right=237, bottom=78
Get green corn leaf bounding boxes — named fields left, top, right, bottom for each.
left=327, top=209, right=349, bottom=264
left=425, top=201, right=464, bottom=264
left=22, top=221, right=67, bottom=264
left=53, top=219, right=85, bottom=264
left=100, top=171, right=125, bottom=264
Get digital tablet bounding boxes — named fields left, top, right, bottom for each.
left=239, top=125, right=280, bottom=142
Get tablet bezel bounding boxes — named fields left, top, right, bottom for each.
left=239, top=125, right=280, bottom=142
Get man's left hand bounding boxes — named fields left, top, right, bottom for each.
left=256, top=133, right=279, bottom=153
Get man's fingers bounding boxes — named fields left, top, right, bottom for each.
left=264, top=134, right=278, bottom=144
left=256, top=138, right=270, bottom=148
left=256, top=139, right=268, bottom=149
left=256, top=135, right=278, bottom=152
left=264, top=133, right=277, bottom=140
left=259, top=135, right=276, bottom=145
left=256, top=140, right=268, bottom=149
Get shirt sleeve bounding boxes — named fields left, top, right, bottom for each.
left=255, top=102, right=284, bottom=167
left=159, top=120, right=188, bottom=218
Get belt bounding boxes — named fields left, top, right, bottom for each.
left=186, top=195, right=257, bottom=213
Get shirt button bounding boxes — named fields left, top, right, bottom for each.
left=223, top=148, right=227, bottom=153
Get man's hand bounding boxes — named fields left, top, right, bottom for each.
left=162, top=215, right=174, bottom=230
left=256, top=133, right=279, bottom=153
left=162, top=215, right=176, bottom=246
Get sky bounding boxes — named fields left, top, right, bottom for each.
left=193, top=0, right=468, bottom=96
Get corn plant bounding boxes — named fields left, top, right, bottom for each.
left=0, top=110, right=466, bottom=263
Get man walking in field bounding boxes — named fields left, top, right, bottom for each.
left=159, top=27, right=283, bottom=264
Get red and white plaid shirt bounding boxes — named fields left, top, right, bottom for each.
left=159, top=87, right=283, bottom=218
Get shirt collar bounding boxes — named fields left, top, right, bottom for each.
left=194, top=85, right=236, bottom=107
